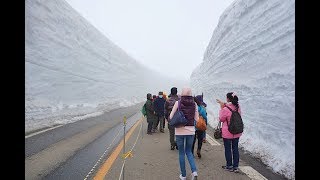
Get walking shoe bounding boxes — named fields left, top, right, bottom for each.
left=191, top=172, right=198, bottom=180
left=196, top=149, right=201, bottom=158
left=222, top=165, right=233, bottom=171
left=160, top=129, right=164, bottom=133
left=170, top=145, right=175, bottom=150
left=203, top=138, right=206, bottom=143
left=233, top=167, right=239, bottom=173
left=179, top=174, right=186, bottom=180
left=175, top=144, right=178, bottom=150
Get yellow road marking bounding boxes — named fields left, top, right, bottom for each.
left=93, top=118, right=142, bottom=180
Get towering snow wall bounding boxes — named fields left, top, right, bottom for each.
left=190, top=0, right=294, bottom=179
left=25, top=0, right=184, bottom=133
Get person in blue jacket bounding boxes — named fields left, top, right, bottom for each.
left=196, top=95, right=207, bottom=143
left=192, top=96, right=208, bottom=158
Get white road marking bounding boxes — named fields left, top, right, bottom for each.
left=239, top=166, right=268, bottom=180
left=206, top=134, right=221, bottom=146
left=25, top=125, right=63, bottom=139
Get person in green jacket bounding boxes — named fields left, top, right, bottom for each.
left=145, top=93, right=157, bottom=135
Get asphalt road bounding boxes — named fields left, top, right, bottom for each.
left=25, top=102, right=289, bottom=180
left=25, top=102, right=144, bottom=180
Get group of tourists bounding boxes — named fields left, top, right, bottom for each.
left=143, top=87, right=242, bottom=180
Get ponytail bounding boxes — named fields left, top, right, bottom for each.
left=226, top=92, right=239, bottom=109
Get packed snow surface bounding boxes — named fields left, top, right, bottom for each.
left=191, top=0, right=295, bottom=179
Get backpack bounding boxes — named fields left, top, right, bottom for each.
left=196, top=115, right=207, bottom=131
left=141, top=103, right=147, bottom=117
left=226, top=106, right=243, bottom=134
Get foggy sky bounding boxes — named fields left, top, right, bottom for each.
left=65, top=0, right=235, bottom=80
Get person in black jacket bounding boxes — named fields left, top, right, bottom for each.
left=165, top=87, right=180, bottom=150
left=153, top=91, right=166, bottom=133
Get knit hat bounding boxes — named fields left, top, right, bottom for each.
left=196, top=95, right=207, bottom=107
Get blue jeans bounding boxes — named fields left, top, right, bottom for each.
left=176, top=135, right=197, bottom=177
left=223, top=138, right=240, bottom=168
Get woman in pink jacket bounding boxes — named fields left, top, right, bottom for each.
left=216, top=92, right=242, bottom=173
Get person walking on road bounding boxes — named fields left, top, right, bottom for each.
left=163, top=92, right=167, bottom=129
left=169, top=87, right=199, bottom=180
left=165, top=87, right=180, bottom=150
left=152, top=95, right=157, bottom=102
left=195, top=94, right=207, bottom=143
left=145, top=93, right=157, bottom=135
left=153, top=91, right=166, bottom=133
left=217, top=92, right=242, bottom=173
left=192, top=96, right=207, bottom=158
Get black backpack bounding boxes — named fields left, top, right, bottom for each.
left=226, top=106, right=243, bottom=134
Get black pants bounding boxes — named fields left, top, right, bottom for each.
left=192, top=130, right=205, bottom=154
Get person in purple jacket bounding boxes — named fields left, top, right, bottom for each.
left=216, top=92, right=242, bottom=173
left=169, top=87, right=199, bottom=180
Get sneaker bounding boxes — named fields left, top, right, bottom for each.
left=233, top=167, right=239, bottom=173
left=170, top=145, right=175, bottom=150
left=222, top=165, right=233, bottom=171
left=160, top=129, right=164, bottom=133
left=203, top=139, right=206, bottom=143
left=191, top=172, right=198, bottom=180
left=179, top=174, right=186, bottom=180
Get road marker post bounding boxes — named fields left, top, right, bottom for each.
left=122, top=116, right=126, bottom=180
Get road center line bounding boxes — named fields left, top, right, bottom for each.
left=93, top=118, right=142, bottom=180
